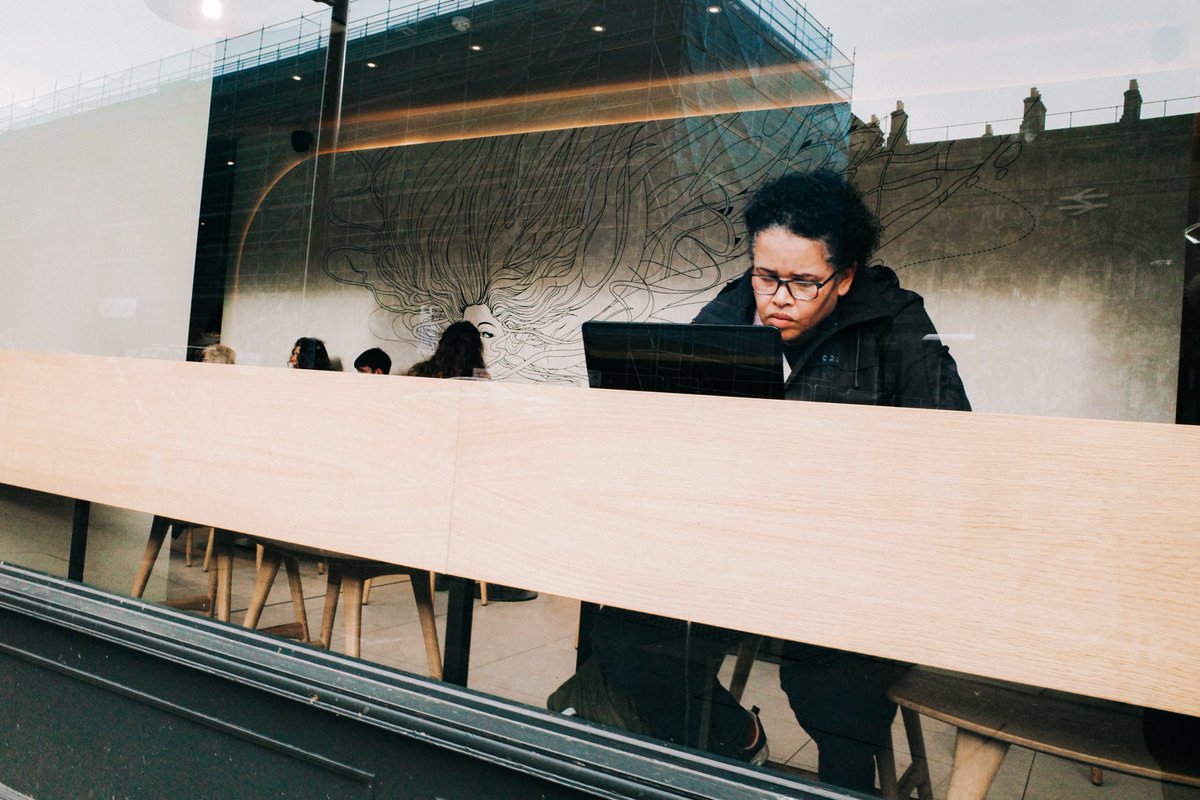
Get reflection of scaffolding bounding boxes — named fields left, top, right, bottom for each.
left=0, top=0, right=496, bottom=133
left=2, top=0, right=851, bottom=134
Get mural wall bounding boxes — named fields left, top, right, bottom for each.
left=223, top=90, right=1193, bottom=423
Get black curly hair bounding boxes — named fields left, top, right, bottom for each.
left=743, top=169, right=880, bottom=271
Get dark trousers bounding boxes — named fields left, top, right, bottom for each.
left=590, top=607, right=753, bottom=759
left=779, top=641, right=909, bottom=794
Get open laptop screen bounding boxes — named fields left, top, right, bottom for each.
left=581, top=322, right=784, bottom=400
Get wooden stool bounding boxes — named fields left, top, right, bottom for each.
left=889, top=667, right=1200, bottom=800
left=317, top=561, right=442, bottom=679
left=242, top=548, right=312, bottom=643
left=131, top=515, right=216, bottom=615
left=243, top=545, right=442, bottom=679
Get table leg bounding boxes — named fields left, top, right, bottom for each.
left=442, top=577, right=475, bottom=686
left=946, top=728, right=1009, bottom=800
left=68, top=499, right=91, bottom=582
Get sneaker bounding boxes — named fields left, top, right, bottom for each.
left=742, top=706, right=769, bottom=766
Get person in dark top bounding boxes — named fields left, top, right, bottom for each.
left=586, top=169, right=969, bottom=785
left=353, top=347, right=392, bottom=375
left=405, top=321, right=488, bottom=379
left=288, top=337, right=334, bottom=371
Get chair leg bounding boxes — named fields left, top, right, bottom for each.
left=205, top=549, right=219, bottom=618
left=409, top=570, right=443, bottom=680
left=1090, top=766, right=1104, bottom=786
left=243, top=550, right=283, bottom=629
left=202, top=527, right=215, bottom=573
left=318, top=568, right=343, bottom=649
left=729, top=635, right=761, bottom=703
left=479, top=581, right=489, bottom=605
left=283, top=556, right=310, bottom=643
left=131, top=516, right=172, bottom=597
left=342, top=574, right=364, bottom=659
left=184, top=526, right=194, bottom=567
left=362, top=577, right=373, bottom=606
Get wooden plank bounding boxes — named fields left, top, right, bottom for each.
left=449, top=379, right=1200, bottom=717
left=2, top=349, right=1199, bottom=718
left=0, top=349, right=458, bottom=571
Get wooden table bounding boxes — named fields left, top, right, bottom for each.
left=889, top=668, right=1200, bottom=800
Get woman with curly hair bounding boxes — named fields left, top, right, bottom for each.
left=405, top=321, right=487, bottom=379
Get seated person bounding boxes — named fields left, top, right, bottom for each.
left=202, top=343, right=235, bottom=364
left=410, top=321, right=532, bottom=602
left=288, top=337, right=333, bottom=370
left=354, top=347, right=391, bottom=375
left=578, top=169, right=969, bottom=784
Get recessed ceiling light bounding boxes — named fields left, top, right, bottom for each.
left=226, top=160, right=235, bottom=166
left=706, top=4, right=722, bottom=12
left=200, top=0, right=223, bottom=21
left=469, top=44, right=483, bottom=51
left=292, top=74, right=302, bottom=81
left=366, top=61, right=377, bottom=68
left=591, top=24, right=606, bottom=32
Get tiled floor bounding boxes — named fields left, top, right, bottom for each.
left=0, top=484, right=1192, bottom=800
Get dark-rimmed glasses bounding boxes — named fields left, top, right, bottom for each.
left=749, top=268, right=842, bottom=302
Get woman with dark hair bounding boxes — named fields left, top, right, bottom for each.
left=409, top=321, right=533, bottom=602
left=405, top=321, right=487, bottom=379
left=288, top=337, right=333, bottom=370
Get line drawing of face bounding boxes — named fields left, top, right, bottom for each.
left=462, top=303, right=501, bottom=364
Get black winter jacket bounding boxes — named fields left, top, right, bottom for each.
left=692, top=266, right=971, bottom=411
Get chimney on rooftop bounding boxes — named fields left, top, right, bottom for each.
left=1121, top=79, right=1142, bottom=123
left=887, top=100, right=909, bottom=148
left=1020, top=87, right=1046, bottom=140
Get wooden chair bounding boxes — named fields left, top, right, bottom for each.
left=243, top=544, right=442, bottom=679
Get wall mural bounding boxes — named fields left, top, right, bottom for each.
left=320, top=106, right=846, bottom=382
left=310, top=106, right=1033, bottom=384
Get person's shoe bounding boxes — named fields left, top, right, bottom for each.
left=476, top=583, right=538, bottom=602
left=742, top=706, right=769, bottom=766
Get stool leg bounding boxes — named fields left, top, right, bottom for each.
left=900, top=706, right=935, bottom=800
left=205, top=550, right=218, bottom=618
left=202, top=528, right=215, bottom=573
left=877, top=742, right=900, bottom=800
left=243, top=550, right=282, bottom=629
left=409, top=570, right=443, bottom=680
left=362, top=577, right=373, bottom=606
left=729, top=635, right=761, bottom=703
left=184, top=526, right=194, bottom=567
left=1090, top=766, right=1104, bottom=786
left=342, top=574, right=364, bottom=659
left=283, top=556, right=310, bottom=643
left=215, top=530, right=233, bottom=623
left=480, top=582, right=489, bottom=605
left=946, top=728, right=1008, bottom=800
left=318, top=568, right=343, bottom=649
left=131, top=516, right=172, bottom=598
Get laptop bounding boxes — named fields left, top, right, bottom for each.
left=581, top=321, right=784, bottom=400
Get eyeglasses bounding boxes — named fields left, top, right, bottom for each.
left=749, top=268, right=841, bottom=302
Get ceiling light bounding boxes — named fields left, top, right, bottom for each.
left=1186, top=222, right=1200, bottom=245
left=706, top=4, right=722, bottom=12
left=469, top=44, right=483, bottom=51
left=226, top=160, right=235, bottom=166
left=200, top=0, right=222, bottom=21
left=292, top=75, right=302, bottom=81
left=591, top=24, right=606, bottom=32
left=366, top=61, right=377, bottom=68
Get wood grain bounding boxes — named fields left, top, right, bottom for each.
left=1, top=348, right=1198, bottom=717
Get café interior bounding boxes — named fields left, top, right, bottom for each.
left=1, top=1, right=1198, bottom=798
